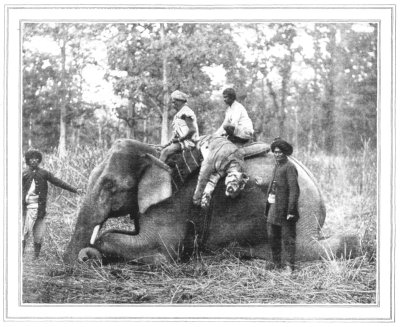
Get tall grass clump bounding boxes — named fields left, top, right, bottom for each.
left=296, top=139, right=377, bottom=261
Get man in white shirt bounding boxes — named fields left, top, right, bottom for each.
left=214, top=88, right=254, bottom=143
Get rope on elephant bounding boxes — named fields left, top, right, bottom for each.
left=198, top=197, right=214, bottom=247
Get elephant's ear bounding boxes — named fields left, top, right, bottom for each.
left=138, top=153, right=173, bottom=214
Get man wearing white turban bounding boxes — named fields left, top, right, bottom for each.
left=159, top=90, right=199, bottom=162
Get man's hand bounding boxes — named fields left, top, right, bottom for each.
left=223, top=124, right=235, bottom=136
left=159, top=143, right=170, bottom=149
left=193, top=196, right=201, bottom=206
left=255, top=177, right=263, bottom=186
left=201, top=192, right=212, bottom=209
left=287, top=214, right=295, bottom=220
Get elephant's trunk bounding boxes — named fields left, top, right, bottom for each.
left=63, top=198, right=110, bottom=266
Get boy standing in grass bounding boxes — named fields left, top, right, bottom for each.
left=22, top=149, right=81, bottom=259
left=255, top=138, right=300, bottom=273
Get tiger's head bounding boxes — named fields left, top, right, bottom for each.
left=225, top=171, right=249, bottom=198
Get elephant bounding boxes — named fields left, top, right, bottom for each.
left=63, top=138, right=358, bottom=266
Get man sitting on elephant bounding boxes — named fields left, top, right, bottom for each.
left=193, top=135, right=249, bottom=209
left=214, top=88, right=254, bottom=144
left=159, top=90, right=199, bottom=162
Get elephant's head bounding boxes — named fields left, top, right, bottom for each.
left=63, top=139, right=173, bottom=265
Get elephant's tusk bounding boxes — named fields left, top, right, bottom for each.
left=90, top=225, right=101, bottom=245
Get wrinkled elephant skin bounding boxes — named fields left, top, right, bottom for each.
left=63, top=138, right=358, bottom=266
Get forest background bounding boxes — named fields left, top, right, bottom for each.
left=23, top=22, right=377, bottom=154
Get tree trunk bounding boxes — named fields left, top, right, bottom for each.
left=58, top=29, right=67, bottom=157
left=294, top=107, right=298, bottom=150
left=266, top=79, right=279, bottom=137
left=143, top=119, right=148, bottom=143
left=279, top=78, right=287, bottom=138
left=323, top=27, right=337, bottom=153
left=28, top=113, right=33, bottom=148
left=125, top=100, right=135, bottom=139
left=98, top=122, right=102, bottom=146
left=160, top=23, right=169, bottom=144
left=256, top=77, right=267, bottom=141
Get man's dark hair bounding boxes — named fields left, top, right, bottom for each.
left=222, top=88, right=236, bottom=100
left=25, top=148, right=43, bottom=163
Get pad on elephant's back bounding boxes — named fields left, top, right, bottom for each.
left=166, top=147, right=202, bottom=190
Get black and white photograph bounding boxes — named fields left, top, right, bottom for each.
left=1, top=1, right=398, bottom=325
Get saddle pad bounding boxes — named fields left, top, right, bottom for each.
left=166, top=147, right=202, bottom=191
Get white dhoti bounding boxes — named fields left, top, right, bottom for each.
left=23, top=195, right=39, bottom=240
left=23, top=179, right=46, bottom=244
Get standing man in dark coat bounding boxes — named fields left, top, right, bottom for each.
left=22, top=149, right=81, bottom=259
left=255, top=138, right=300, bottom=273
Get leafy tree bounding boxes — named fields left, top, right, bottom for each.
left=105, top=23, right=243, bottom=144
left=23, top=23, right=101, bottom=152
left=23, top=22, right=376, bottom=154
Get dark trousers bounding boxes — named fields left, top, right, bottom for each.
left=267, top=221, right=296, bottom=268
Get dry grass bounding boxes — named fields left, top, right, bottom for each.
left=22, top=143, right=377, bottom=304
left=23, top=249, right=376, bottom=304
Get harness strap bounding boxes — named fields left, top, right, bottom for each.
left=199, top=198, right=214, bottom=247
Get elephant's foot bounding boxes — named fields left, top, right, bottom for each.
left=78, top=247, right=102, bottom=262
left=319, top=234, right=361, bottom=259
left=296, top=234, right=361, bottom=261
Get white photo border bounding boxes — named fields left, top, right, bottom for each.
left=1, top=2, right=397, bottom=325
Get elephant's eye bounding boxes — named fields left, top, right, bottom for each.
left=121, top=177, right=135, bottom=191
left=102, top=177, right=115, bottom=191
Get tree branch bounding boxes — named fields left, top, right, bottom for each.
left=148, top=97, right=163, bottom=116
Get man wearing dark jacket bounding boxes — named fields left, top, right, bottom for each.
left=22, top=149, right=80, bottom=259
left=255, top=138, right=300, bottom=273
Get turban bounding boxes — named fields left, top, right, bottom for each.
left=171, top=90, right=188, bottom=102
left=25, top=148, right=43, bottom=163
left=270, top=138, right=293, bottom=156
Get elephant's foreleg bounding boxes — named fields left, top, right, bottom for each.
left=93, top=228, right=184, bottom=265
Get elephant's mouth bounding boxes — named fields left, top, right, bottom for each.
left=90, top=216, right=138, bottom=244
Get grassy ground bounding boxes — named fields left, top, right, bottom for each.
left=22, top=143, right=377, bottom=304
